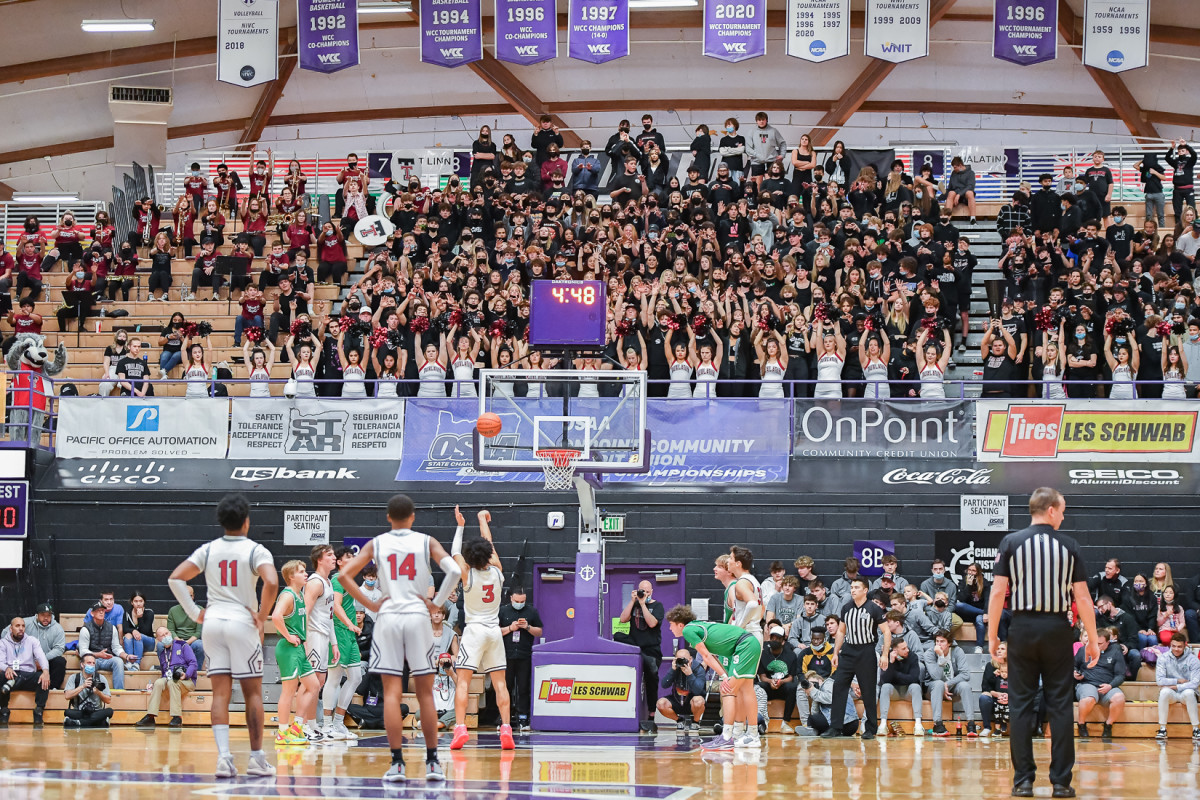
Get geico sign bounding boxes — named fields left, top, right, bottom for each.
left=799, top=406, right=962, bottom=444
left=1068, top=469, right=1181, bottom=485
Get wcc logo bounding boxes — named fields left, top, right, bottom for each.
left=587, top=44, right=612, bottom=55
left=723, top=42, right=748, bottom=54
left=285, top=409, right=348, bottom=455
left=317, top=53, right=342, bottom=65
left=514, top=45, right=539, bottom=57
left=440, top=48, right=464, bottom=59
left=1012, top=45, right=1038, bottom=56
left=881, top=42, right=913, bottom=54
left=126, top=405, right=159, bottom=432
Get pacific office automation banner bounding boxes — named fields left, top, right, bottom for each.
left=786, top=0, right=850, bottom=63
left=217, top=0, right=279, bottom=88
left=568, top=0, right=629, bottom=64
left=702, top=0, right=768, bottom=63
left=976, top=400, right=1200, bottom=463
left=297, top=0, right=359, bottom=73
left=864, top=0, right=929, bottom=64
left=229, top=398, right=404, bottom=460
left=992, top=0, right=1056, bottom=66
left=495, top=0, right=559, bottom=65
left=420, top=0, right=483, bottom=68
left=1083, top=0, right=1150, bottom=73
left=57, top=398, right=228, bottom=459
left=397, top=398, right=790, bottom=484
left=793, top=399, right=975, bottom=459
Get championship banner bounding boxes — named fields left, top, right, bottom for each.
left=57, top=398, right=228, bottom=459
left=297, top=0, right=359, bottom=73
left=1083, top=0, right=1150, bottom=73
left=217, top=0, right=279, bottom=88
left=935, top=531, right=1006, bottom=585
left=495, top=0, right=559, bottom=65
left=793, top=399, right=975, bottom=459
left=992, top=0, right=1056, bottom=66
left=977, top=400, right=1200, bottom=462
left=420, top=0, right=483, bottom=68
left=229, top=398, right=404, bottom=460
left=702, top=0, right=768, bottom=63
left=568, top=0, right=629, bottom=64
left=786, top=0, right=850, bottom=63
left=864, top=0, right=929, bottom=64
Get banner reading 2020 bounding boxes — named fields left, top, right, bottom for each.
left=297, top=0, right=359, bottom=73
left=568, top=0, right=629, bottom=64
left=1083, top=0, right=1150, bottom=73
left=864, top=0, right=929, bottom=64
left=786, top=0, right=850, bottom=63
left=702, top=0, right=767, bottom=63
left=217, top=0, right=279, bottom=87
left=495, top=0, right=559, bottom=65
left=420, top=0, right=483, bottom=68
left=992, top=0, right=1056, bottom=66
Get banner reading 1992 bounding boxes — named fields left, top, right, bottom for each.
left=786, top=0, right=850, bottom=63
left=495, top=0, right=559, bottom=65
left=992, top=0, right=1056, bottom=66
left=1082, top=0, right=1150, bottom=73
left=864, top=0, right=929, bottom=64
left=420, top=0, right=483, bottom=68
left=568, top=0, right=629, bottom=64
left=297, top=0, right=359, bottom=74
left=703, top=0, right=768, bottom=63
left=217, top=0, right=280, bottom=87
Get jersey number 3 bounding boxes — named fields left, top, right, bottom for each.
left=481, top=584, right=494, bottom=603
left=217, top=560, right=238, bottom=587
left=388, top=552, right=416, bottom=581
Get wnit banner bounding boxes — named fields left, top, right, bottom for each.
left=568, top=0, right=629, bottom=64
left=864, top=0, right=929, bottom=63
left=420, top=0, right=483, bottom=68
left=702, top=0, right=768, bottom=63
left=992, top=0, right=1056, bottom=66
left=495, top=0, right=559, bottom=65
left=297, top=0, right=359, bottom=73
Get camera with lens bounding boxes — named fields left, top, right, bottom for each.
left=172, top=667, right=186, bottom=682
left=674, top=657, right=688, bottom=670
left=636, top=589, right=645, bottom=599
left=799, top=677, right=812, bottom=690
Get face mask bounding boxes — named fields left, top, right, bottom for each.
left=1115, top=337, right=1126, bottom=345
left=643, top=123, right=652, bottom=130
left=1076, top=332, right=1086, bottom=340
left=76, top=271, right=85, bottom=279
left=1134, top=583, right=1146, bottom=591
left=1176, top=302, right=1186, bottom=310
left=160, top=635, right=172, bottom=647
left=348, top=162, right=358, bottom=169
left=365, top=579, right=377, bottom=588
left=768, top=641, right=783, bottom=652
left=83, top=664, right=96, bottom=675
left=511, top=601, right=525, bottom=610
left=1191, top=334, right=1200, bottom=342
left=725, top=126, right=734, bottom=133
left=1114, top=216, right=1124, bottom=224
left=581, top=148, right=590, bottom=155
left=191, top=170, right=200, bottom=177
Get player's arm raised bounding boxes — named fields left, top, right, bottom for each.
left=450, top=505, right=469, bottom=577
left=427, top=536, right=463, bottom=614
left=478, top=509, right=502, bottom=571
left=338, top=541, right=381, bottom=613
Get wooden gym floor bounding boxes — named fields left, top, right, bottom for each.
left=2, top=726, right=1198, bottom=799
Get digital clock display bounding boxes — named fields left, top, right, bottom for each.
left=0, top=481, right=28, bottom=540
left=529, top=280, right=608, bottom=348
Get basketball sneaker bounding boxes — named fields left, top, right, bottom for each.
left=383, top=761, right=406, bottom=783
left=734, top=733, right=761, bottom=749
left=450, top=724, right=470, bottom=750
left=214, top=756, right=237, bottom=778
left=499, top=723, right=515, bottom=750
left=334, top=722, right=358, bottom=740
left=324, top=724, right=354, bottom=741
left=425, top=759, right=446, bottom=781
left=701, top=733, right=735, bottom=751
left=246, top=754, right=276, bottom=777
left=304, top=724, right=325, bottom=743
left=275, top=728, right=307, bottom=746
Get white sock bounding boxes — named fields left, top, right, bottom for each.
left=294, top=715, right=304, bottom=727
left=334, top=711, right=345, bottom=728
left=250, top=749, right=264, bottom=760
left=213, top=724, right=231, bottom=758
left=731, top=722, right=745, bottom=737
left=322, top=712, right=333, bottom=729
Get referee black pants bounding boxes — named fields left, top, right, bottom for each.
left=830, top=644, right=877, bottom=732
left=1008, top=613, right=1075, bottom=788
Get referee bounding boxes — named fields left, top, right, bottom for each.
left=989, top=488, right=1099, bottom=799
left=821, top=577, right=889, bottom=739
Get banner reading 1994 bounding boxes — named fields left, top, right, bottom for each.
left=786, top=0, right=850, bottom=63
left=217, top=0, right=280, bottom=87
left=864, top=0, right=930, bottom=64
left=992, top=0, right=1056, bottom=66
left=568, top=0, right=629, bottom=64
left=702, top=0, right=768, bottom=63
left=1083, top=0, right=1150, bottom=73
left=495, top=0, right=559, bottom=65
left=420, top=0, right=483, bottom=68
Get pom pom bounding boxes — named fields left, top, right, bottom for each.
left=1104, top=315, right=1133, bottom=338
left=1035, top=306, right=1056, bottom=332
left=409, top=316, right=430, bottom=334
left=289, top=319, right=312, bottom=340
left=197, top=321, right=213, bottom=338
left=757, top=317, right=770, bottom=331
left=245, top=326, right=264, bottom=343
left=1157, top=320, right=1172, bottom=338
left=338, top=316, right=353, bottom=333
left=351, top=319, right=373, bottom=339
left=691, top=313, right=710, bottom=335
left=449, top=308, right=464, bottom=328
left=489, top=319, right=508, bottom=339
left=182, top=322, right=198, bottom=338
left=369, top=327, right=388, bottom=349
left=615, top=319, right=633, bottom=337
left=388, top=328, right=405, bottom=348
left=813, top=301, right=836, bottom=323
left=1173, top=319, right=1186, bottom=336
left=863, top=308, right=883, bottom=332
left=921, top=315, right=945, bottom=332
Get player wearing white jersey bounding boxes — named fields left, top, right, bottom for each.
left=338, top=494, right=462, bottom=784
left=727, top=545, right=765, bottom=749
left=168, top=494, right=279, bottom=780
left=302, top=545, right=338, bottom=742
left=449, top=506, right=515, bottom=751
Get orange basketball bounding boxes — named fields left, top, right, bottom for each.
left=476, top=412, right=503, bottom=438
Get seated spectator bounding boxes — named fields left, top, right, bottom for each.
left=0, top=616, right=51, bottom=728
left=122, top=590, right=155, bottom=662
left=756, top=622, right=799, bottom=734
left=797, top=626, right=835, bottom=679
left=760, top=561, right=787, bottom=606
left=926, top=591, right=958, bottom=637
left=955, top=563, right=991, bottom=646
left=1075, top=627, right=1126, bottom=740
left=136, top=626, right=198, bottom=728
left=1158, top=585, right=1187, bottom=644
left=346, top=670, right=391, bottom=730
left=809, top=581, right=837, bottom=618
left=98, top=590, right=124, bottom=634
left=793, top=555, right=820, bottom=596
left=828, top=557, right=860, bottom=606
left=657, top=647, right=708, bottom=732
left=116, top=339, right=153, bottom=397
left=79, top=602, right=136, bottom=690
left=431, top=652, right=457, bottom=730
left=22, top=603, right=65, bottom=690
left=765, top=576, right=802, bottom=634
left=1089, top=558, right=1129, bottom=607
left=1155, top=632, right=1200, bottom=741
left=879, top=609, right=925, bottom=667
left=891, top=592, right=936, bottom=649
left=163, top=585, right=205, bottom=667
left=922, top=630, right=978, bottom=736
left=786, top=594, right=826, bottom=653
left=1124, top=574, right=1159, bottom=650
left=919, top=559, right=958, bottom=606
left=63, top=653, right=114, bottom=729
left=1096, top=595, right=1141, bottom=678
left=979, top=641, right=1010, bottom=737
left=804, top=671, right=858, bottom=737
left=869, top=554, right=910, bottom=593
left=878, top=638, right=923, bottom=737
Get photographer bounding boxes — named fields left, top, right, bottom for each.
left=756, top=622, right=799, bottom=733
left=656, top=647, right=709, bottom=732
left=136, top=626, right=198, bottom=728
left=432, top=652, right=457, bottom=730
left=63, top=653, right=114, bottom=729
left=617, top=580, right=665, bottom=733
left=805, top=670, right=859, bottom=737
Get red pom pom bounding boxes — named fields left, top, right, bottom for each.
left=1157, top=320, right=1172, bottom=338
left=615, top=319, right=632, bottom=337
left=1035, top=306, right=1056, bottom=332
left=369, top=327, right=388, bottom=348
left=449, top=308, right=464, bottom=328
left=338, top=316, right=353, bottom=332
left=182, top=322, right=198, bottom=338
left=489, top=319, right=508, bottom=339
left=757, top=318, right=770, bottom=331
left=245, top=326, right=264, bottom=343
left=410, top=316, right=430, bottom=334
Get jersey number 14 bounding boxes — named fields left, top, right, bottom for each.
left=387, top=552, right=416, bottom=581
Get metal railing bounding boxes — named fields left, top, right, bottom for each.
left=1, top=202, right=108, bottom=255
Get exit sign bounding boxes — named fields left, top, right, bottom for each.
left=600, top=514, right=625, bottom=539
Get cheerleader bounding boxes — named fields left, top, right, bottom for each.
left=1041, top=321, right=1067, bottom=400
left=336, top=326, right=369, bottom=399
left=809, top=318, right=846, bottom=398
left=446, top=327, right=482, bottom=398
left=489, top=342, right=517, bottom=398
left=618, top=331, right=649, bottom=373
left=573, top=356, right=605, bottom=399
left=753, top=328, right=788, bottom=399
left=182, top=339, right=211, bottom=399
left=1162, top=342, right=1188, bottom=399
left=665, top=340, right=694, bottom=399
left=858, top=328, right=891, bottom=399
left=916, top=326, right=952, bottom=398
left=1104, top=331, right=1139, bottom=399
left=688, top=326, right=722, bottom=399
left=243, top=338, right=277, bottom=398
left=416, top=330, right=448, bottom=398
left=286, top=321, right=321, bottom=398
left=372, top=349, right=404, bottom=399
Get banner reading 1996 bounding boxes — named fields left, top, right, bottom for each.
left=217, top=0, right=279, bottom=87
left=786, top=0, right=850, bottom=63
left=703, top=0, right=768, bottom=63
left=568, top=0, right=629, bottom=64
left=420, top=0, right=483, bottom=68
left=864, top=0, right=929, bottom=64
left=495, top=0, right=559, bottom=65
left=992, top=0, right=1056, bottom=66
left=1082, top=0, right=1150, bottom=73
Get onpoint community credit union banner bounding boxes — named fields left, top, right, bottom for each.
left=229, top=398, right=403, bottom=460
left=1083, top=0, right=1150, bottom=73
left=702, top=0, right=768, bottom=63
left=786, top=0, right=850, bottom=63
left=218, top=0, right=279, bottom=88
left=57, top=398, right=228, bottom=459
left=992, top=0, right=1056, bottom=66
left=297, top=0, right=359, bottom=73
left=793, top=399, right=975, bottom=459
left=976, top=400, right=1200, bottom=462
left=397, top=398, right=790, bottom=484
left=864, top=0, right=929, bottom=63
left=495, top=0, right=559, bottom=65
left=568, top=0, right=629, bottom=64
left=420, top=0, right=483, bottom=68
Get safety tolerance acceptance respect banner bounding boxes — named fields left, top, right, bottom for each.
left=495, top=0, right=559, bottom=65
left=217, top=0, right=279, bottom=87
left=57, top=398, right=228, bottom=459
left=297, top=0, right=359, bottom=73
left=703, top=0, right=768, bottom=63
left=992, top=0, right=1056, bottom=66
left=864, top=0, right=930, bottom=63
left=420, top=0, right=483, bottom=68
left=786, top=0, right=850, bottom=63
left=568, top=0, right=629, bottom=64
left=1082, top=0, right=1150, bottom=73
left=229, top=398, right=404, bottom=460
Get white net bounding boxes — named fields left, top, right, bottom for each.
left=535, top=449, right=582, bottom=491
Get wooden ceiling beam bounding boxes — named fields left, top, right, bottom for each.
left=0, top=181, right=13, bottom=202
left=468, top=53, right=581, bottom=147
left=238, top=30, right=299, bottom=146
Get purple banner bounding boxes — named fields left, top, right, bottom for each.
left=420, top=0, right=483, bottom=68
left=495, top=0, right=559, bottom=65
left=297, top=0, right=359, bottom=73
left=568, top=0, right=629, bottom=64
left=992, top=0, right=1057, bottom=66
left=703, top=0, right=767, bottom=62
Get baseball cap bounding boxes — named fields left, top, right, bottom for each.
left=880, top=573, right=895, bottom=583
left=767, top=622, right=786, bottom=638
left=36, top=602, right=53, bottom=614
left=90, top=602, right=105, bottom=612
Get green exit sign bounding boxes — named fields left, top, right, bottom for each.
left=601, top=514, right=625, bottom=534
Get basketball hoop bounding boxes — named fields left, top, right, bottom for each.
left=534, top=448, right=583, bottom=491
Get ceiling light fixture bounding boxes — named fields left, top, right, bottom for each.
left=358, top=1, right=413, bottom=13
left=81, top=19, right=156, bottom=33
left=11, top=192, right=81, bottom=203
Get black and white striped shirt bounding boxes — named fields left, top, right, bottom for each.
left=839, top=599, right=886, bottom=646
left=994, top=524, right=1085, bottom=614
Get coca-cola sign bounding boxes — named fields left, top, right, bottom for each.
left=883, top=467, right=993, bottom=486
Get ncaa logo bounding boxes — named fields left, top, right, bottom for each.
left=809, top=39, right=826, bottom=57
left=126, top=405, right=160, bottom=432
left=1106, top=50, right=1124, bottom=67
left=240, top=65, right=256, bottom=82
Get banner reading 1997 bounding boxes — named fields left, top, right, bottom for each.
left=703, top=0, right=768, bottom=63
left=786, top=0, right=850, bottom=63
left=568, top=0, right=629, bottom=64
left=1082, top=0, right=1150, bottom=73
left=495, top=0, right=559, bottom=65
left=992, top=0, right=1056, bottom=66
left=420, top=0, right=483, bottom=68
left=864, top=0, right=930, bottom=64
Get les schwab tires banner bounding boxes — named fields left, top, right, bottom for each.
left=57, top=398, right=228, bottom=459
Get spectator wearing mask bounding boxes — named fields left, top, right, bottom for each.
left=1155, top=632, right=1200, bottom=741
left=498, top=588, right=542, bottom=729
left=1123, top=574, right=1159, bottom=650
left=922, top=630, right=978, bottom=736
left=530, top=115, right=564, bottom=167
left=797, top=626, right=835, bottom=678
left=1165, top=139, right=1197, bottom=228
left=617, top=580, right=665, bottom=733
left=878, top=637, right=923, bottom=737
left=757, top=622, right=799, bottom=733
left=1074, top=627, right=1126, bottom=740
left=163, top=584, right=205, bottom=667
left=79, top=602, right=136, bottom=690
left=20, top=604, right=66, bottom=691
left=657, top=648, right=708, bottom=732
left=135, top=625, right=198, bottom=729
left=805, top=670, right=859, bottom=737
left=919, top=559, right=958, bottom=606
left=0, top=616, right=50, bottom=728
left=786, top=594, right=827, bottom=653
left=635, top=114, right=666, bottom=157
left=1029, top=174, right=1061, bottom=237
left=997, top=192, right=1032, bottom=239
left=63, top=653, right=114, bottom=729
left=955, top=563, right=992, bottom=647
left=1106, top=207, right=1135, bottom=263
left=540, top=146, right=569, bottom=194
left=569, top=141, right=601, bottom=196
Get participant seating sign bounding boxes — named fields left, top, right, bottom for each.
left=992, top=0, right=1057, bottom=66
left=217, top=0, right=280, bottom=87
left=297, top=0, right=360, bottom=73
left=568, top=0, right=629, bottom=64
left=495, top=0, right=559, bottom=65
left=420, top=0, right=483, bottom=68
left=702, top=0, right=768, bottom=63
left=1082, top=0, right=1150, bottom=73
left=864, top=0, right=930, bottom=64
left=786, top=0, right=850, bottom=63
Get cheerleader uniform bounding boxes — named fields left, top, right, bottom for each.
left=578, top=365, right=600, bottom=399
left=694, top=361, right=719, bottom=398
left=419, top=360, right=447, bottom=398
left=452, top=356, right=477, bottom=398
left=1041, top=363, right=1067, bottom=399
left=376, top=372, right=401, bottom=398
left=249, top=366, right=271, bottom=397
left=919, top=363, right=946, bottom=398
left=760, top=358, right=785, bottom=398
left=342, top=364, right=367, bottom=398
left=1109, top=364, right=1136, bottom=399
left=668, top=360, right=693, bottom=398
left=1163, top=367, right=1186, bottom=399
left=862, top=358, right=890, bottom=399
left=184, top=364, right=209, bottom=398
left=293, top=361, right=317, bottom=398
left=814, top=352, right=844, bottom=398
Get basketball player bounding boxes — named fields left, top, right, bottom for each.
left=167, top=494, right=279, bottom=778
left=303, top=545, right=338, bottom=742
left=449, top=506, right=516, bottom=751
left=726, top=546, right=765, bottom=748
left=323, top=547, right=364, bottom=740
left=270, top=560, right=319, bottom=746
left=337, top=494, right=462, bottom=783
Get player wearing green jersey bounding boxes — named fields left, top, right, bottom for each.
left=271, top=560, right=319, bottom=746
left=322, top=547, right=365, bottom=740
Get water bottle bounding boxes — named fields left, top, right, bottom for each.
left=956, top=720, right=962, bottom=739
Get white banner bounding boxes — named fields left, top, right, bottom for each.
left=284, top=510, right=330, bottom=546
left=532, top=663, right=638, bottom=720
left=1082, top=0, right=1150, bottom=73
left=786, top=0, right=850, bottom=63
left=229, top=398, right=404, bottom=460
left=960, top=495, right=1009, bottom=532
left=58, top=398, right=228, bottom=459
left=218, top=0, right=280, bottom=88
left=864, top=0, right=930, bottom=63
left=390, top=150, right=467, bottom=183
left=956, top=146, right=1009, bottom=174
